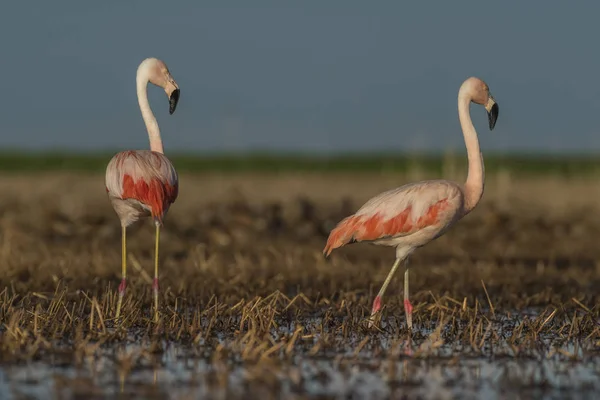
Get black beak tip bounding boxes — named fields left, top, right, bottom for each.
left=169, top=89, right=180, bottom=115
left=488, top=103, right=499, bottom=130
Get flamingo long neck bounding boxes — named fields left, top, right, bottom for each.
left=458, top=91, right=484, bottom=214
left=136, top=69, right=164, bottom=154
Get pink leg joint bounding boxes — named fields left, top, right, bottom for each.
left=371, top=296, right=382, bottom=314
left=118, top=278, right=127, bottom=295
left=404, top=299, right=413, bottom=315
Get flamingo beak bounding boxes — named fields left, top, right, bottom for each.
left=169, top=88, right=180, bottom=115
left=485, top=95, right=498, bottom=130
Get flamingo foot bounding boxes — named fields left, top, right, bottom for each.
left=404, top=298, right=413, bottom=330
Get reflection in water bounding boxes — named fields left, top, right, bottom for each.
left=2, top=355, right=599, bottom=399
left=0, top=312, right=598, bottom=399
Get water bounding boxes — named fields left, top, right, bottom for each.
left=1, top=311, right=598, bottom=400
left=2, top=350, right=598, bottom=399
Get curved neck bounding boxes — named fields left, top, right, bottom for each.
left=458, top=92, right=484, bottom=214
left=136, top=72, right=164, bottom=154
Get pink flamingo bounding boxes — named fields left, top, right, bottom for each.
left=324, top=77, right=499, bottom=329
left=105, top=57, right=180, bottom=322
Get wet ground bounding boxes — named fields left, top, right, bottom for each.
left=2, top=309, right=599, bottom=399
left=0, top=172, right=598, bottom=399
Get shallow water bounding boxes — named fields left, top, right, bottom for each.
left=3, top=349, right=599, bottom=399
left=1, top=311, right=598, bottom=400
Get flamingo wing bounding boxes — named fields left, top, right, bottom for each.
left=106, top=150, right=179, bottom=220
left=324, top=180, right=462, bottom=255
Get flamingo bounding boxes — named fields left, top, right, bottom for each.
left=323, top=77, right=499, bottom=329
left=105, top=57, right=180, bottom=322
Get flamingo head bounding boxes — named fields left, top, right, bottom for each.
left=461, top=77, right=499, bottom=130
left=140, top=58, right=181, bottom=115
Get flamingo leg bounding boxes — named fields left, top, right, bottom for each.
left=368, top=257, right=402, bottom=327
left=404, top=262, right=413, bottom=330
left=153, top=224, right=160, bottom=323
left=115, top=226, right=127, bottom=320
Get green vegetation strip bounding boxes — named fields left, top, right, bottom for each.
left=0, top=151, right=599, bottom=176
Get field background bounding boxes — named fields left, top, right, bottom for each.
left=2, top=151, right=599, bottom=302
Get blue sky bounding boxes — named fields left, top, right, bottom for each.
left=2, top=1, right=600, bottom=154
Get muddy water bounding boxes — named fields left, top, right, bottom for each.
left=1, top=312, right=598, bottom=400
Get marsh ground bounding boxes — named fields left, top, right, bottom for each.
left=0, top=171, right=598, bottom=399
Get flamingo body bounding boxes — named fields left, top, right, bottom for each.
left=324, top=77, right=499, bottom=330
left=106, top=150, right=178, bottom=227
left=324, top=180, right=464, bottom=255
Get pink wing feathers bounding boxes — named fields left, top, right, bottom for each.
left=323, top=180, right=462, bottom=256
left=106, top=150, right=179, bottom=221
